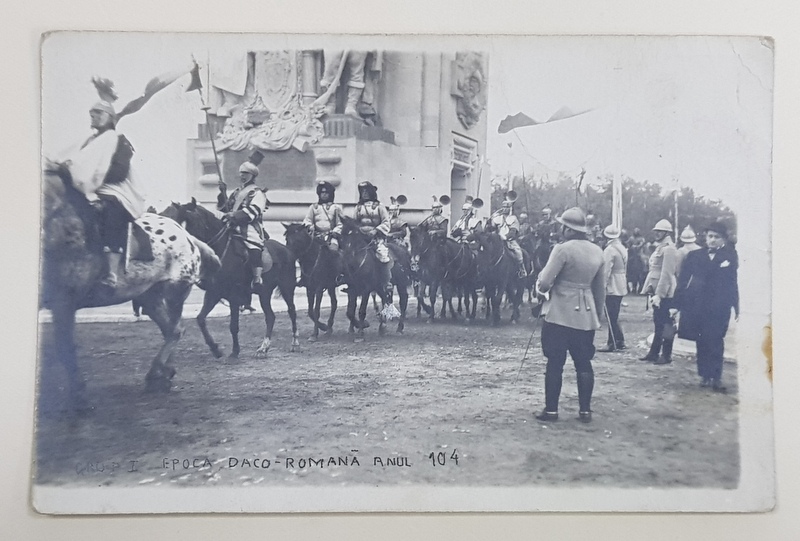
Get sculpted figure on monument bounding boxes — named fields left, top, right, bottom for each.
left=318, top=50, right=382, bottom=125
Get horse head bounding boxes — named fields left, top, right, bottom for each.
left=283, top=222, right=315, bottom=257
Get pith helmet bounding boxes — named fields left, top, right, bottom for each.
left=556, top=207, right=589, bottom=233
left=238, top=162, right=260, bottom=177
left=603, top=225, right=621, bottom=239
left=652, top=219, right=673, bottom=232
left=680, top=225, right=696, bottom=243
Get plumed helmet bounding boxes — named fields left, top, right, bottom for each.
left=431, top=195, right=443, bottom=209
left=358, top=181, right=378, bottom=201
left=680, top=225, right=697, bottom=243
left=316, top=181, right=335, bottom=196
left=556, top=207, right=589, bottom=233
left=501, top=199, right=513, bottom=208
left=603, top=225, right=621, bottom=239
left=90, top=100, right=116, bottom=117
left=358, top=181, right=376, bottom=192
left=652, top=219, right=673, bottom=232
left=462, top=202, right=473, bottom=211
left=542, top=206, right=552, bottom=214
left=706, top=221, right=729, bottom=239
left=238, top=162, right=260, bottom=177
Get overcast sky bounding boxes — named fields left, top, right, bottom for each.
left=485, top=36, right=773, bottom=211
left=43, top=34, right=772, bottom=214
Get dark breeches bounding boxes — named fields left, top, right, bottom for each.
left=98, top=195, right=133, bottom=253
left=541, top=321, right=596, bottom=412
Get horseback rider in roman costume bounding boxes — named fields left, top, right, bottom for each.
left=56, top=79, right=147, bottom=288
left=536, top=206, right=559, bottom=246
left=491, top=199, right=527, bottom=278
left=418, top=196, right=449, bottom=240
left=218, top=161, right=269, bottom=290
left=451, top=201, right=479, bottom=243
left=386, top=196, right=409, bottom=248
left=354, top=181, right=393, bottom=295
left=302, top=180, right=346, bottom=284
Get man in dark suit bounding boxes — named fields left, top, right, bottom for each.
left=675, top=221, right=740, bottom=392
left=534, top=207, right=606, bottom=423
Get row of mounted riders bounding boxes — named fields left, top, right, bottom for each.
left=159, top=200, right=556, bottom=352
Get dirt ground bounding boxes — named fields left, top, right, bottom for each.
left=34, top=293, right=739, bottom=489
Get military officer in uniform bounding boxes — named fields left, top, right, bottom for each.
left=639, top=219, right=679, bottom=364
left=303, top=181, right=344, bottom=251
left=534, top=207, right=606, bottom=423
left=598, top=225, right=628, bottom=352
left=676, top=225, right=701, bottom=276
left=218, top=161, right=269, bottom=289
left=354, top=181, right=393, bottom=295
left=536, top=206, right=559, bottom=245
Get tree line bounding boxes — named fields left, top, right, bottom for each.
left=490, top=173, right=737, bottom=242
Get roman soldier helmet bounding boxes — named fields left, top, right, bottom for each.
left=90, top=76, right=119, bottom=126
left=556, top=207, right=589, bottom=233
left=389, top=195, right=407, bottom=213
left=680, top=225, right=697, bottom=243
left=239, top=161, right=260, bottom=177
left=652, top=219, right=673, bottom=232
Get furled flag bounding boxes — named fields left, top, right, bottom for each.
left=498, top=106, right=593, bottom=134
left=117, top=61, right=201, bottom=120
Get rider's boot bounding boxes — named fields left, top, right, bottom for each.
left=101, top=250, right=122, bottom=288
left=518, top=262, right=528, bottom=278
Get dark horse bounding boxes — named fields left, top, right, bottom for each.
left=519, top=232, right=554, bottom=302
left=469, top=228, right=524, bottom=325
left=41, top=172, right=220, bottom=411
left=283, top=223, right=343, bottom=342
left=627, top=244, right=648, bottom=294
left=339, top=216, right=412, bottom=341
left=408, top=225, right=447, bottom=320
left=415, top=228, right=478, bottom=320
left=162, top=200, right=299, bottom=359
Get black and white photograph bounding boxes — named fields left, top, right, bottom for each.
left=34, top=32, right=773, bottom=514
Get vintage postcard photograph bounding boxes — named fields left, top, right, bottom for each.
left=34, top=32, right=773, bottom=514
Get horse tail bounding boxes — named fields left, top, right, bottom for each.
left=192, top=236, right=221, bottom=283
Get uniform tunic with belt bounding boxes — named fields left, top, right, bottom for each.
left=603, top=238, right=628, bottom=346
left=538, top=239, right=606, bottom=331
left=451, top=212, right=477, bottom=241
left=219, top=182, right=268, bottom=250
left=642, top=237, right=678, bottom=300
left=354, top=201, right=391, bottom=262
left=303, top=202, right=344, bottom=238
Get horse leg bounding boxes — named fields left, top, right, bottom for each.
left=397, top=283, right=408, bottom=334
left=256, top=288, right=276, bottom=356
left=429, top=282, right=439, bottom=322
left=144, top=284, right=190, bottom=392
left=347, top=291, right=358, bottom=334
left=307, top=289, right=323, bottom=342
left=196, top=290, right=224, bottom=358
left=284, top=277, right=304, bottom=353
left=50, top=297, right=88, bottom=413
left=228, top=301, right=241, bottom=360
left=325, top=288, right=337, bottom=337
left=355, top=292, right=369, bottom=342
